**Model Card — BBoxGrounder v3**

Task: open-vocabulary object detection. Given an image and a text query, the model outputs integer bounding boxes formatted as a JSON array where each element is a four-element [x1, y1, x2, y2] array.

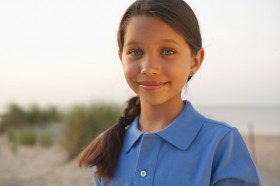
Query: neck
[[139, 98, 184, 133]]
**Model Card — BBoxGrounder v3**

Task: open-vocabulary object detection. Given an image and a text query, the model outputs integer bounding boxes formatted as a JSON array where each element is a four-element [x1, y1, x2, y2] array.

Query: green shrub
[[25, 105, 62, 125], [6, 126, 55, 152], [7, 127, 17, 142], [11, 139, 19, 153], [18, 127, 37, 146], [40, 133, 53, 147], [7, 128, 20, 153], [62, 103, 121, 158], [0, 103, 62, 131], [7, 127, 37, 152], [0, 104, 26, 129]]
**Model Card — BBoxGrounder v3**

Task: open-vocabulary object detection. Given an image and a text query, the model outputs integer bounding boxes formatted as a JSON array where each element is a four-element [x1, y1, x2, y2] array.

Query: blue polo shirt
[[94, 101, 261, 186]]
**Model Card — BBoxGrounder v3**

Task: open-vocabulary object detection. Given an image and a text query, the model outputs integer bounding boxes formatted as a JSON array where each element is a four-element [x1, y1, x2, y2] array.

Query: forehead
[[124, 15, 187, 46]]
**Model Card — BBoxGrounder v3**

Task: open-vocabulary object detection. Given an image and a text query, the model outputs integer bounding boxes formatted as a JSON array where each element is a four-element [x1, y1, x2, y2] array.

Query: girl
[[80, 0, 261, 185]]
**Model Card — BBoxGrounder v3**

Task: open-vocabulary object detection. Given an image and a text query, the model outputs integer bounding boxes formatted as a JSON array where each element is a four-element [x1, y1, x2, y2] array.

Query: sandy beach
[[0, 135, 92, 186], [243, 135, 280, 186], [0, 134, 279, 186]]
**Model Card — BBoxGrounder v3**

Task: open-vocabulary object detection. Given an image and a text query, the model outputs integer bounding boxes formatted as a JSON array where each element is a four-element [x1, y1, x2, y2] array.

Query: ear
[[190, 48, 204, 75], [118, 51, 122, 62]]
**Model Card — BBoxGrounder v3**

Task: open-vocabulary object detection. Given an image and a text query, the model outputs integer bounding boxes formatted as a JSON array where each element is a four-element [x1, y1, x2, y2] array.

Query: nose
[[141, 54, 160, 76]]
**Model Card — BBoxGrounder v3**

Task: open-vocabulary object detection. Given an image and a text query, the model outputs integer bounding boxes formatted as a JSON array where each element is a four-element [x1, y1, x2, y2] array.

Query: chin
[[139, 96, 171, 107]]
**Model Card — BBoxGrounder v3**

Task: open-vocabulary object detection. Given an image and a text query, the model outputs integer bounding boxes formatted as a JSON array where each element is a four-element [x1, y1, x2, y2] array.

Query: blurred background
[[0, 0, 279, 185]]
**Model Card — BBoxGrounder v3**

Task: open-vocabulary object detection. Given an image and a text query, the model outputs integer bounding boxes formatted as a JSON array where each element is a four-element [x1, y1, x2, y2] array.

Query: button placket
[[134, 134, 161, 186]]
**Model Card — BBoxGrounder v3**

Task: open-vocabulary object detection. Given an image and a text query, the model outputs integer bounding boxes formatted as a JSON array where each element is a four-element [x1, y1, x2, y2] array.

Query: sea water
[[197, 106, 280, 135]]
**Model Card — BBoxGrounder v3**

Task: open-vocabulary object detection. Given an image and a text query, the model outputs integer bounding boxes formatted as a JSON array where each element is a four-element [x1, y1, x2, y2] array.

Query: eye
[[129, 49, 144, 57], [161, 48, 175, 56]]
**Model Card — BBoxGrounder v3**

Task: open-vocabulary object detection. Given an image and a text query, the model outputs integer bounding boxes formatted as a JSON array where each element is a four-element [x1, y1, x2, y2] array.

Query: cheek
[[122, 63, 138, 85], [165, 62, 190, 80]]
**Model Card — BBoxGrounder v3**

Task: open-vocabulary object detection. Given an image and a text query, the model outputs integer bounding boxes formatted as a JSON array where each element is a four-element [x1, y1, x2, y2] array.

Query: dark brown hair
[[79, 0, 202, 181]]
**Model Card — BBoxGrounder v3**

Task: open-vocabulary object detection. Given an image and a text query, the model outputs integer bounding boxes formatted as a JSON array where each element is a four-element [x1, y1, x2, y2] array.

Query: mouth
[[138, 81, 168, 90]]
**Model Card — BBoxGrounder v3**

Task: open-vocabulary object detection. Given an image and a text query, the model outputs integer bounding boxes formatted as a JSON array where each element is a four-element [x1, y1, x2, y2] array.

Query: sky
[[0, 0, 280, 110]]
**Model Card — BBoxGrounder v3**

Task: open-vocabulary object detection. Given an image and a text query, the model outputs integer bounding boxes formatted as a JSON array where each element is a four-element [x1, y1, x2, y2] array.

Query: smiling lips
[[138, 81, 168, 90]]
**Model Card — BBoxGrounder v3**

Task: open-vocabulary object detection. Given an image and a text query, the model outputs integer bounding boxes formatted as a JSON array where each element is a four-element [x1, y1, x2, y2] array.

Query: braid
[[79, 96, 140, 182], [122, 96, 140, 122], [118, 96, 140, 127]]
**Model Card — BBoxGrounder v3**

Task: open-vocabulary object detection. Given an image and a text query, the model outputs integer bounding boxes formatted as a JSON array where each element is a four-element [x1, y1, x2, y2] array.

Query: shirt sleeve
[[211, 128, 262, 186]]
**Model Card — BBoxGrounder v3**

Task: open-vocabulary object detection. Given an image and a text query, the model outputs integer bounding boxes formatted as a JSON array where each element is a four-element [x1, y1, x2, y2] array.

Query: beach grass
[[62, 103, 121, 159]]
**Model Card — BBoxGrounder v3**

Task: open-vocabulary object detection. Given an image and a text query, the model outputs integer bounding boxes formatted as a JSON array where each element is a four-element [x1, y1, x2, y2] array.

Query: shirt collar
[[123, 100, 205, 153], [156, 101, 205, 151], [123, 115, 143, 153]]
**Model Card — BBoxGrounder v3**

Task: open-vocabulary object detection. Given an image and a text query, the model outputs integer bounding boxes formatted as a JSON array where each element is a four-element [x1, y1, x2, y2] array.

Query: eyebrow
[[162, 39, 182, 46], [125, 41, 140, 47], [125, 39, 182, 47]]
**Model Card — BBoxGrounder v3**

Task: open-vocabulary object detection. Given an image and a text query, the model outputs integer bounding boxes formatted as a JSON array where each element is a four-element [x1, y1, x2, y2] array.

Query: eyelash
[[161, 48, 175, 56], [128, 49, 143, 57], [128, 48, 176, 57]]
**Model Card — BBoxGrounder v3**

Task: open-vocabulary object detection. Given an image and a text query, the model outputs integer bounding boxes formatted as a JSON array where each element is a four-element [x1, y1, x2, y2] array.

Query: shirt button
[[140, 170, 147, 177]]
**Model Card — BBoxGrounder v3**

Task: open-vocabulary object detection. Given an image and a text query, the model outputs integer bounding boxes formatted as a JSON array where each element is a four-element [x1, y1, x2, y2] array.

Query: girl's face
[[119, 16, 203, 106]]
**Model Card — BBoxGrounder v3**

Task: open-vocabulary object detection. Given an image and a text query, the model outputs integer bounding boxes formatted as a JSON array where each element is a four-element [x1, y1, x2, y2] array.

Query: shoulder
[[183, 102, 261, 184], [182, 101, 242, 148], [184, 100, 236, 139], [195, 114, 250, 155], [199, 116, 239, 141], [204, 117, 233, 130], [197, 118, 261, 185], [203, 119, 262, 185]]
